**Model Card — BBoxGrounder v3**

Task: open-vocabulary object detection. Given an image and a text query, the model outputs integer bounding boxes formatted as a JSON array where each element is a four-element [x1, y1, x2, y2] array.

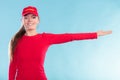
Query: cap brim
[[23, 12, 38, 16]]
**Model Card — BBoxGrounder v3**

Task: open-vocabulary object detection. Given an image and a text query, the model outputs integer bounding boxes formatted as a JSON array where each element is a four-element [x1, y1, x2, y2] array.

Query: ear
[[37, 17, 40, 24], [38, 20, 40, 24]]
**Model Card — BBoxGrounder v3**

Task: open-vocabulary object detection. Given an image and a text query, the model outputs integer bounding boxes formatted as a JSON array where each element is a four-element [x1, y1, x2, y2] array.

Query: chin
[[26, 28, 36, 31]]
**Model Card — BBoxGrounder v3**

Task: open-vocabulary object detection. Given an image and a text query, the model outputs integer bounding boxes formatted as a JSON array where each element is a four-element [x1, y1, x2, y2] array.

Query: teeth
[[28, 24, 32, 26]]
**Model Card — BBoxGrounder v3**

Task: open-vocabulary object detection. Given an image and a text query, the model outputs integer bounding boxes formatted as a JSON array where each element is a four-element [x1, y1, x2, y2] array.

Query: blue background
[[0, 0, 119, 80]]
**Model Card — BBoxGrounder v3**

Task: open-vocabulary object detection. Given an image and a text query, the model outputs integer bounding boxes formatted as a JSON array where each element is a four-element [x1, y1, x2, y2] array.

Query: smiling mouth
[[27, 23, 33, 26]]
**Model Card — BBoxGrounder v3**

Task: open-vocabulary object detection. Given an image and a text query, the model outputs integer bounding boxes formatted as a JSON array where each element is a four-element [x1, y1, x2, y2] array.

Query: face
[[22, 14, 39, 31]]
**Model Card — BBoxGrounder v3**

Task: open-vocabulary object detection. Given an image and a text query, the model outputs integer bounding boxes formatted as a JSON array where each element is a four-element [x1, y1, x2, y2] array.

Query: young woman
[[8, 6, 112, 80]]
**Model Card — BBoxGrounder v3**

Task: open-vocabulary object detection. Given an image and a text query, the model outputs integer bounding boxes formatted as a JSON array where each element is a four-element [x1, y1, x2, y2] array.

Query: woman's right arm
[[8, 41, 17, 80], [9, 58, 17, 80]]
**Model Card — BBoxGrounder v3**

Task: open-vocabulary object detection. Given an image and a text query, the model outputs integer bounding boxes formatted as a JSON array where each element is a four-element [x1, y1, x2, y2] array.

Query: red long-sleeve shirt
[[9, 32, 97, 80]]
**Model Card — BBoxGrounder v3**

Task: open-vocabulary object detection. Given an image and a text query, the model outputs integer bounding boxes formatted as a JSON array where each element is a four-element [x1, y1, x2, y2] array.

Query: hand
[[97, 30, 112, 36]]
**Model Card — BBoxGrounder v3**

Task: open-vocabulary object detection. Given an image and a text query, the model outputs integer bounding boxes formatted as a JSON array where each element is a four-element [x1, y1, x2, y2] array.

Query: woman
[[8, 6, 112, 80]]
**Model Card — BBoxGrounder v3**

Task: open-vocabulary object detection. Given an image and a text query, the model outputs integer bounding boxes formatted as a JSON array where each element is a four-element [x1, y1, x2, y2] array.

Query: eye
[[24, 16, 28, 19], [32, 16, 36, 19]]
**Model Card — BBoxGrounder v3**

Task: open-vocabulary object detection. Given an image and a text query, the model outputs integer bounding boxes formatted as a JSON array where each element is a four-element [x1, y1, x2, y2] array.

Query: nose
[[28, 17, 32, 22]]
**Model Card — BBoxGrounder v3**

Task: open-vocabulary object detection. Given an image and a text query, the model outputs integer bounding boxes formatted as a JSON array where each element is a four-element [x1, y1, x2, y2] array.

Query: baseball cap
[[22, 6, 38, 16]]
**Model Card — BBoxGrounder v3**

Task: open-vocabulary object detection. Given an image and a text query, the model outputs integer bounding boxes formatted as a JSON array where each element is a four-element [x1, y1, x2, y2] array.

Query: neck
[[25, 30, 38, 36]]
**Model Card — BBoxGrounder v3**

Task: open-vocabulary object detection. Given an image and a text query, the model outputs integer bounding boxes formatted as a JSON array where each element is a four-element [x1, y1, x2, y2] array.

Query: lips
[[27, 23, 33, 26]]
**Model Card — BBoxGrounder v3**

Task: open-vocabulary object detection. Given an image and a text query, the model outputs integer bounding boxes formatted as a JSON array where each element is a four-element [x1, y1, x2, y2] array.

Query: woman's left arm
[[44, 30, 112, 45]]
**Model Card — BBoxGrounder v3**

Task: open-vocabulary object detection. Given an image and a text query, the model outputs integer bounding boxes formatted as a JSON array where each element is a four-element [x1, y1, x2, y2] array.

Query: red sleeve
[[9, 54, 17, 80], [43, 32, 97, 45]]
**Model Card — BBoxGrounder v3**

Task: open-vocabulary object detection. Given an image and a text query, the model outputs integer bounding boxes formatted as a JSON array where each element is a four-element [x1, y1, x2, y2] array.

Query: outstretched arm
[[43, 32, 98, 45], [43, 30, 112, 45]]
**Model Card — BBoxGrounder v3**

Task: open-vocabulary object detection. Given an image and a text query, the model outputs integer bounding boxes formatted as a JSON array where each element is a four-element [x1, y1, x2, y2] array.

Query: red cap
[[22, 6, 38, 16]]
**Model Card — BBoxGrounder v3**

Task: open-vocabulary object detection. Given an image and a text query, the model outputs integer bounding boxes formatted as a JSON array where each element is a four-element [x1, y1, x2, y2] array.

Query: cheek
[[35, 20, 39, 24], [22, 20, 27, 25], [35, 18, 39, 24]]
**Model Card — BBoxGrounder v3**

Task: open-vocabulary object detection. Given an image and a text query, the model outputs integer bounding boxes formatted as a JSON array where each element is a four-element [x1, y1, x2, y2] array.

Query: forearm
[[9, 60, 17, 80], [68, 32, 97, 40]]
